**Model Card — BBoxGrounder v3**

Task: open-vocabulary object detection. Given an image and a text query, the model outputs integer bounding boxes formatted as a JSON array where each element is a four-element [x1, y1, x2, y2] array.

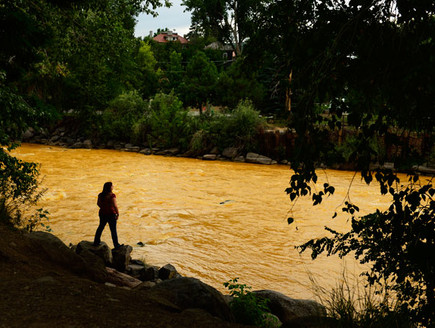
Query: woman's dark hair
[[102, 182, 113, 195]]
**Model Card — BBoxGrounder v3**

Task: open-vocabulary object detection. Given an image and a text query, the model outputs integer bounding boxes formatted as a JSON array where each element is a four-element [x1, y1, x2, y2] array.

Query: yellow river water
[[12, 143, 395, 298]]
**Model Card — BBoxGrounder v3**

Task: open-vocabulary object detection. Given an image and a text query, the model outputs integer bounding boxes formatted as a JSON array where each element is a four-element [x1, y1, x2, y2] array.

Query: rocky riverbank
[[22, 126, 435, 174], [22, 126, 284, 166], [0, 223, 331, 327]]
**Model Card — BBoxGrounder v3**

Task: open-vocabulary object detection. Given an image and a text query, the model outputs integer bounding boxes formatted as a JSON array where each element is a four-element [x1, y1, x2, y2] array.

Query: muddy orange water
[[13, 143, 395, 298]]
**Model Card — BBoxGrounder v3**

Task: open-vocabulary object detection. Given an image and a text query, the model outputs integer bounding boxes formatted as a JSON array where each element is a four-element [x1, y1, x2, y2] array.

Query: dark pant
[[94, 213, 119, 248]]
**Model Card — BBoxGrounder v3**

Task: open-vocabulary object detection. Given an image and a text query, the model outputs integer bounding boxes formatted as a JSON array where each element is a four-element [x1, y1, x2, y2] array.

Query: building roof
[[153, 31, 189, 44], [205, 41, 233, 51]]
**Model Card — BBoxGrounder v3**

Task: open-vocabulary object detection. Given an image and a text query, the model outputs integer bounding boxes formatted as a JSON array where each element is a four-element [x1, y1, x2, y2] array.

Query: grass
[[308, 270, 414, 328]]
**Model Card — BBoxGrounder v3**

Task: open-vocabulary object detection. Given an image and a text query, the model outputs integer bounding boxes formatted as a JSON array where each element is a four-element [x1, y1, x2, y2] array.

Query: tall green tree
[[181, 51, 218, 113], [182, 0, 267, 55], [136, 40, 160, 99]]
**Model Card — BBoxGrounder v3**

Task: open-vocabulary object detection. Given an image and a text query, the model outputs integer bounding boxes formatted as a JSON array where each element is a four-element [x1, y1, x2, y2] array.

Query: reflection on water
[[13, 143, 394, 298]]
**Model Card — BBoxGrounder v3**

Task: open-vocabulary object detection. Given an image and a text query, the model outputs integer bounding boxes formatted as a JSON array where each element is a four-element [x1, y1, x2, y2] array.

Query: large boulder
[[26, 232, 108, 282], [158, 263, 179, 280], [126, 263, 146, 279], [22, 128, 34, 141], [76, 241, 112, 265], [148, 277, 234, 322], [222, 147, 239, 159], [83, 139, 92, 149], [202, 154, 217, 160], [245, 152, 276, 165], [253, 290, 326, 325], [142, 265, 159, 281], [111, 245, 133, 272]]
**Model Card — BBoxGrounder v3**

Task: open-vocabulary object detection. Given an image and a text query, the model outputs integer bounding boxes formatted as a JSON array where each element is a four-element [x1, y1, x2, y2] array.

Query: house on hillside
[[205, 41, 236, 61], [153, 31, 189, 45]]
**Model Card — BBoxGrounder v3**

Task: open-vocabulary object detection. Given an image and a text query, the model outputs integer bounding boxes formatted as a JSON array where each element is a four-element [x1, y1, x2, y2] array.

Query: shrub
[[224, 278, 275, 327], [102, 90, 147, 142], [144, 92, 192, 149], [212, 100, 265, 151]]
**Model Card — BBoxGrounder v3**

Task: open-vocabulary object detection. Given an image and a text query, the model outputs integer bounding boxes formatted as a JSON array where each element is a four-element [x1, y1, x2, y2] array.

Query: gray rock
[[202, 154, 217, 160], [222, 147, 239, 159], [83, 139, 92, 149], [111, 245, 133, 272], [26, 232, 108, 283], [234, 155, 245, 162], [166, 148, 180, 155], [142, 265, 159, 281], [135, 281, 157, 290], [76, 241, 112, 265], [124, 146, 140, 152], [50, 135, 60, 142], [246, 152, 274, 165], [71, 142, 83, 149], [149, 277, 234, 322], [22, 128, 34, 140], [75, 246, 106, 269], [253, 290, 326, 324], [139, 148, 152, 155], [158, 263, 178, 280], [130, 259, 145, 266], [126, 264, 145, 279], [154, 150, 168, 155]]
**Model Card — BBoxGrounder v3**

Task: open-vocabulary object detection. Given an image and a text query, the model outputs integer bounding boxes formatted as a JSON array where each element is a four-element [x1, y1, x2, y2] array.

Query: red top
[[97, 193, 117, 215]]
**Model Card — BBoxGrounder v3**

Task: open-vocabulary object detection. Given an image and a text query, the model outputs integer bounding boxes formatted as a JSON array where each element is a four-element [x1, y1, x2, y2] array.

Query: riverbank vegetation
[[1, 0, 434, 326]]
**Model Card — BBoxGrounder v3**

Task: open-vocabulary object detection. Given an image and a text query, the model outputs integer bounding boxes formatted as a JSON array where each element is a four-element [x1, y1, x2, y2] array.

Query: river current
[[13, 143, 393, 298]]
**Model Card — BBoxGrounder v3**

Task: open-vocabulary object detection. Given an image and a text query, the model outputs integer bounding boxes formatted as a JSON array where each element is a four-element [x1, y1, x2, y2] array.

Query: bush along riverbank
[[0, 224, 330, 328], [20, 92, 434, 173]]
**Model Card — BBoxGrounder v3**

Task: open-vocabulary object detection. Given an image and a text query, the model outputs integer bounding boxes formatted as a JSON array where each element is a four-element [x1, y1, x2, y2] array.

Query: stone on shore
[[76, 241, 112, 265], [202, 154, 217, 160], [149, 277, 234, 322], [253, 290, 326, 325], [83, 139, 92, 149], [222, 147, 239, 159], [22, 128, 34, 140], [112, 245, 133, 272], [142, 265, 159, 281], [245, 152, 276, 165], [26, 232, 108, 283], [126, 264, 146, 279], [158, 263, 179, 280]]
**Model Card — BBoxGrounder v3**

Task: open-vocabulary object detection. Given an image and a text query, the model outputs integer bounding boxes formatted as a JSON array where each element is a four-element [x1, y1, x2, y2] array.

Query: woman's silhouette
[[93, 182, 121, 248]]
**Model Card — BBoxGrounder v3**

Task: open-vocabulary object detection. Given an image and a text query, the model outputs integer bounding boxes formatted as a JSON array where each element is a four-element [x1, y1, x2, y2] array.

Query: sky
[[134, 0, 192, 38]]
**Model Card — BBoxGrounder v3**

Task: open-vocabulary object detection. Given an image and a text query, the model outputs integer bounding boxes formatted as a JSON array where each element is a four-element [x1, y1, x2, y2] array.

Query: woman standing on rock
[[93, 182, 122, 249]]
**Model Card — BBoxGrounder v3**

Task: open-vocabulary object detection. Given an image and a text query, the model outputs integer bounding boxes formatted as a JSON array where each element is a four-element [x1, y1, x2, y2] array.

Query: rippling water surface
[[13, 143, 394, 297]]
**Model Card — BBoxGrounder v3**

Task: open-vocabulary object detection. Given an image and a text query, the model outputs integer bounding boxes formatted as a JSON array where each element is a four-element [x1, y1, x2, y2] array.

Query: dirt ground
[[0, 224, 248, 328]]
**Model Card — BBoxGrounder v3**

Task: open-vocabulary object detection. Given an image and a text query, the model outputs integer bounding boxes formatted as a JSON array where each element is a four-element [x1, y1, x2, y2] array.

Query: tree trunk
[[285, 70, 292, 112]]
